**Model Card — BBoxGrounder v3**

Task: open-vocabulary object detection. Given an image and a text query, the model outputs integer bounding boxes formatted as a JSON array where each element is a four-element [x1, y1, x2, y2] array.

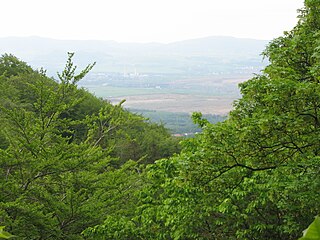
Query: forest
[[1, 0, 320, 239]]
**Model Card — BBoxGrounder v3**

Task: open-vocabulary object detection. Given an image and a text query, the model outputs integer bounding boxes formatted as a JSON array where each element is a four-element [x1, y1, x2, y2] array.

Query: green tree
[[0, 54, 32, 78], [86, 1, 320, 239], [0, 53, 106, 238], [0, 52, 180, 239]]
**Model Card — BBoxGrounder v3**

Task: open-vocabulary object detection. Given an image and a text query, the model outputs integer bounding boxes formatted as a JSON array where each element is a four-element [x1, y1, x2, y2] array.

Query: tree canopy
[[0, 53, 180, 239]]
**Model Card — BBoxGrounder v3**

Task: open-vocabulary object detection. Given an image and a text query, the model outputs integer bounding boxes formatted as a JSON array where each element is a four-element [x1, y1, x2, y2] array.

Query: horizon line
[[0, 35, 271, 44]]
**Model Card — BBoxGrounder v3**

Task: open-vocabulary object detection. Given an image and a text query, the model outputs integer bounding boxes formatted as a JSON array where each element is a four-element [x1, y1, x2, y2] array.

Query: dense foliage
[[85, 0, 320, 239], [0, 53, 180, 239], [1, 0, 320, 239]]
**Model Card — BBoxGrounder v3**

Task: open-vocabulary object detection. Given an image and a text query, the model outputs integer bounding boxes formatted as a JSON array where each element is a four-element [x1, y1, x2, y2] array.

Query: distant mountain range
[[0, 36, 269, 76]]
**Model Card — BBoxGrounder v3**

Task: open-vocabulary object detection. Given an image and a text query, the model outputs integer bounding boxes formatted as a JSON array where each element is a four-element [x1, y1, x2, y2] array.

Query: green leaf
[[0, 226, 14, 239], [299, 216, 320, 240]]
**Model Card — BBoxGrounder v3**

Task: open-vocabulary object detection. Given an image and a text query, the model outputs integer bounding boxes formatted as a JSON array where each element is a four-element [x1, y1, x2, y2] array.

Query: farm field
[[84, 75, 249, 114], [109, 93, 235, 114]]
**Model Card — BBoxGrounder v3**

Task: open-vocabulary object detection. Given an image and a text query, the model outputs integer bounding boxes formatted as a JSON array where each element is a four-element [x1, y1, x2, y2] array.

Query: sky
[[1, 0, 304, 43]]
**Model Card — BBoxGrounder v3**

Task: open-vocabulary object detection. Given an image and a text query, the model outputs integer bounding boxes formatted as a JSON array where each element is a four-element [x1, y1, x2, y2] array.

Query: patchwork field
[[83, 75, 249, 114]]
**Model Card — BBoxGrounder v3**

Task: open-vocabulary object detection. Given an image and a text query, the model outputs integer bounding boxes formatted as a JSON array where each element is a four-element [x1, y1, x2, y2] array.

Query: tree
[[0, 53, 108, 238], [0, 52, 180, 239], [85, 1, 320, 239]]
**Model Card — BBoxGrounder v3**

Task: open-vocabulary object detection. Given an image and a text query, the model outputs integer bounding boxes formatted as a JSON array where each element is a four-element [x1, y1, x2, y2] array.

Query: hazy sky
[[2, 0, 304, 43]]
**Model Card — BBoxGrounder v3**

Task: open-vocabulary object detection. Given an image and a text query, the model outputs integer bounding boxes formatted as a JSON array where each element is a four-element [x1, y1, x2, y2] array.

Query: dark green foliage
[[131, 109, 226, 134], [0, 54, 33, 78]]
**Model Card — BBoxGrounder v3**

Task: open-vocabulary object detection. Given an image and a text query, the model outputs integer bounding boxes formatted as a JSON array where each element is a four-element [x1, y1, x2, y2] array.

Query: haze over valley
[[0, 36, 268, 116]]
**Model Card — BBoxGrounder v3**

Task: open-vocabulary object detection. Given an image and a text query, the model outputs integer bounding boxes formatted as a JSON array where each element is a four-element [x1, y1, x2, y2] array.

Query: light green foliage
[[86, 1, 320, 239], [0, 53, 109, 238], [82, 160, 145, 240], [0, 53, 179, 239], [0, 226, 14, 239]]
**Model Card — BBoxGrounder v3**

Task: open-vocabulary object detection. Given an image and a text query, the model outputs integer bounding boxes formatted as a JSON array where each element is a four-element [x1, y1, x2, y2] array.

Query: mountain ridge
[[0, 35, 269, 75]]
